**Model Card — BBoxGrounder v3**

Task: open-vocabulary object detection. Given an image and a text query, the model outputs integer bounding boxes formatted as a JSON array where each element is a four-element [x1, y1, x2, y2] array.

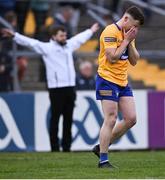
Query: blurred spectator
[[0, 11, 15, 92], [15, 0, 50, 38], [16, 56, 28, 82], [15, 0, 30, 34], [69, 3, 81, 35], [58, 2, 82, 35], [54, 5, 74, 38], [31, 0, 50, 40], [76, 61, 96, 90], [0, 52, 13, 92], [2, 11, 28, 83], [0, 0, 15, 17], [1, 11, 18, 52], [5, 11, 17, 29]]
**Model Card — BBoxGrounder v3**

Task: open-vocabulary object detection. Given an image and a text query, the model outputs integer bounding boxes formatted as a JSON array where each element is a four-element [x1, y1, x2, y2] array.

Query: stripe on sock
[[99, 160, 109, 164]]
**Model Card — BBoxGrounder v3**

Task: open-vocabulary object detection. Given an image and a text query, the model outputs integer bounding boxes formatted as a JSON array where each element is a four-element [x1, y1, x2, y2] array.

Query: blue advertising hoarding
[[0, 93, 34, 151], [0, 91, 148, 151]]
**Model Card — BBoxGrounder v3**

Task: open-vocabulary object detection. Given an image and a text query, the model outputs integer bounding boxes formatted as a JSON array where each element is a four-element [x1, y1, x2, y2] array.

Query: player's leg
[[93, 83, 135, 159], [93, 75, 119, 166], [110, 96, 136, 143], [99, 99, 118, 168], [93, 96, 136, 159]]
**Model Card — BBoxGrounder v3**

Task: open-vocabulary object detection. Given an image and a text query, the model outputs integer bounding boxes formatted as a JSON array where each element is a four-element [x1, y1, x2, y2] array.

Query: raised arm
[[67, 23, 99, 51], [1, 29, 47, 55]]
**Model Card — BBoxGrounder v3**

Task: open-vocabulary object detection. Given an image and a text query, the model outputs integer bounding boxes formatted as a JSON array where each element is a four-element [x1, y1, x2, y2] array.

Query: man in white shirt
[[2, 23, 99, 152]]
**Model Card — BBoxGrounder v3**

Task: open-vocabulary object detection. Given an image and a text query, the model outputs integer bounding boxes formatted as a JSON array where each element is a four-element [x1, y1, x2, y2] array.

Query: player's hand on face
[[1, 28, 15, 38], [124, 27, 138, 42]]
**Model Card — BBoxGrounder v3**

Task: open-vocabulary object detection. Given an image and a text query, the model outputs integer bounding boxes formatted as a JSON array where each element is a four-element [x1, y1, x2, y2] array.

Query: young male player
[[93, 6, 145, 168]]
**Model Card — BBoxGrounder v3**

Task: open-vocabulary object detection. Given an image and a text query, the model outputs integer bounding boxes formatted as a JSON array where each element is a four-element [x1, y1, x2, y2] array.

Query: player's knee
[[104, 119, 116, 128], [126, 115, 137, 128], [131, 117, 137, 127], [110, 118, 116, 127]]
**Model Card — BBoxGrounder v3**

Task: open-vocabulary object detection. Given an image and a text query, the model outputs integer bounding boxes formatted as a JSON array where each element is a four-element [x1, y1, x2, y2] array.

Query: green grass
[[0, 151, 165, 179]]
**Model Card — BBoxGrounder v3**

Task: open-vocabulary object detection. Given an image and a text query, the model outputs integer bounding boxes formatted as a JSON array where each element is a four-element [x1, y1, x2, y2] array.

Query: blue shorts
[[96, 75, 133, 102]]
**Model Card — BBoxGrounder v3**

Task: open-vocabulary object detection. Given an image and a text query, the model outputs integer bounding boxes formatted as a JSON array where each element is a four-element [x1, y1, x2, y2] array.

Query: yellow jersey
[[98, 23, 131, 87]]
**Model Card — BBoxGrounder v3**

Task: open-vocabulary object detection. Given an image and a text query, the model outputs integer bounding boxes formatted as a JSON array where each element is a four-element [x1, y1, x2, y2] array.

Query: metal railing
[[87, 2, 110, 16], [118, 0, 165, 16], [87, 10, 107, 27]]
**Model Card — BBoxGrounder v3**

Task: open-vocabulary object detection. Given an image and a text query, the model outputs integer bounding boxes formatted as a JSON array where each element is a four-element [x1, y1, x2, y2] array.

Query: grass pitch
[[0, 151, 165, 179]]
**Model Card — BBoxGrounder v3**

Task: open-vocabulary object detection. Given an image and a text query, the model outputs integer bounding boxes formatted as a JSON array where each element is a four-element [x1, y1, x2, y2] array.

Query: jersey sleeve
[[102, 26, 118, 49]]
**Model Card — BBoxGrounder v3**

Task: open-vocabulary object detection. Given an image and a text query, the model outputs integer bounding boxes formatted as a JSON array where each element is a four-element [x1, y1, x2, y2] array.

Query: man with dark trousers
[[2, 23, 99, 152]]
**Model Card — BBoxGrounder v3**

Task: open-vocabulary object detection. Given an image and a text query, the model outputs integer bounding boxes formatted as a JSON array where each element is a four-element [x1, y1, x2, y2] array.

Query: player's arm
[[105, 27, 138, 63], [1, 28, 46, 55], [128, 40, 140, 66], [105, 40, 129, 63]]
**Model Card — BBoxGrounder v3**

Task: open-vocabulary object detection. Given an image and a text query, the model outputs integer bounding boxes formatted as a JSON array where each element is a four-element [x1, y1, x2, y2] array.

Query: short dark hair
[[126, 6, 145, 25], [49, 26, 66, 36]]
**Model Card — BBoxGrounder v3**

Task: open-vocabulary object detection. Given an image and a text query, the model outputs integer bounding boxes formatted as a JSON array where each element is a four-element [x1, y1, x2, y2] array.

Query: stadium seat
[[77, 40, 98, 52], [24, 10, 36, 35], [128, 59, 165, 90]]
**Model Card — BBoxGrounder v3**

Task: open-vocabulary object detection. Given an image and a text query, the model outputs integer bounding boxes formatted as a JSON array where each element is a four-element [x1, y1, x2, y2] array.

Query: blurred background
[[0, 0, 165, 152], [1, 0, 165, 92]]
